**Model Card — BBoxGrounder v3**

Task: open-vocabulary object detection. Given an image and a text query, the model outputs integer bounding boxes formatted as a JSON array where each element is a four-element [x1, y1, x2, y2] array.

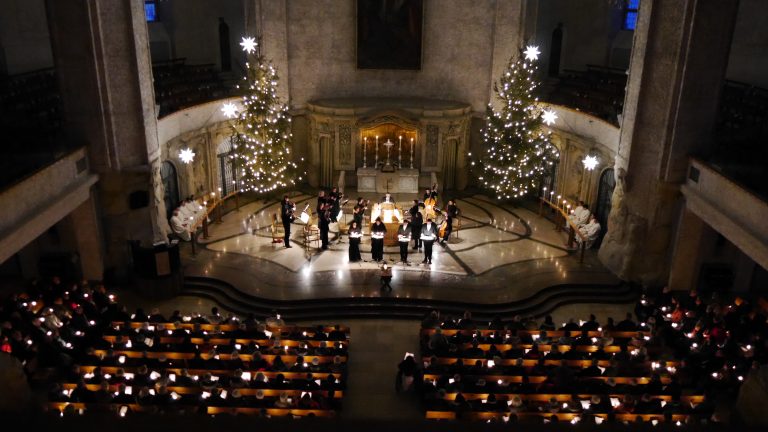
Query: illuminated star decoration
[[221, 102, 238, 119], [582, 155, 599, 171], [523, 45, 541, 61], [240, 36, 257, 54], [179, 148, 196, 164], [541, 109, 558, 126]]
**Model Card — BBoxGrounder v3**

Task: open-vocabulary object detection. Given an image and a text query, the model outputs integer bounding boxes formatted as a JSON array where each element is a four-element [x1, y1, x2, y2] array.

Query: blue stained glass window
[[623, 0, 639, 30], [145, 2, 156, 22], [624, 11, 638, 30]]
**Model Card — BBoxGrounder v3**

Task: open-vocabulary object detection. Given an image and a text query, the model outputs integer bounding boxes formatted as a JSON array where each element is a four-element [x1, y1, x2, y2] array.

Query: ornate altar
[[306, 98, 472, 191]]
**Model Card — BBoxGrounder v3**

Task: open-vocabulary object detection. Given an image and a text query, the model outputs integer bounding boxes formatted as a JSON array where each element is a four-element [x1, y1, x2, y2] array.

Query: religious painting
[[356, 0, 423, 70]]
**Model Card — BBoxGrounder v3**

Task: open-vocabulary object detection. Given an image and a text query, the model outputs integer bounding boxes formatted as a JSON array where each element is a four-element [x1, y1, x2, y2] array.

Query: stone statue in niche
[[425, 124, 439, 167], [338, 123, 352, 166]]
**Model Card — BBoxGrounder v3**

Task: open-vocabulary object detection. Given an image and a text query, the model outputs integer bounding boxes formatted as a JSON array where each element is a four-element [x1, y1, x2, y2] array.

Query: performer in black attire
[[370, 217, 386, 262], [317, 191, 330, 250], [280, 195, 294, 248], [381, 192, 394, 203], [353, 197, 367, 228], [409, 199, 423, 250], [424, 186, 438, 201], [329, 187, 342, 222], [439, 200, 459, 245], [348, 221, 362, 262], [421, 218, 438, 265], [397, 220, 412, 263]]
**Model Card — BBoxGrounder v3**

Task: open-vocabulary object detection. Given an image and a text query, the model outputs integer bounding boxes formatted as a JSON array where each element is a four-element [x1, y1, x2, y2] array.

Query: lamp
[[582, 154, 599, 171]]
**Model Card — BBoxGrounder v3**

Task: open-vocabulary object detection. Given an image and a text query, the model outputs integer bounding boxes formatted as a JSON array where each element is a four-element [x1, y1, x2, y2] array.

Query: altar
[[305, 97, 472, 192], [357, 167, 419, 193]]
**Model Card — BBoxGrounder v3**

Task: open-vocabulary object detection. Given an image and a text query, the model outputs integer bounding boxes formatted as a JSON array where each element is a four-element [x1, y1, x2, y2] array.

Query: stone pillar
[[598, 0, 740, 286], [668, 209, 710, 291], [69, 193, 105, 281], [46, 0, 170, 278], [257, 0, 290, 104]]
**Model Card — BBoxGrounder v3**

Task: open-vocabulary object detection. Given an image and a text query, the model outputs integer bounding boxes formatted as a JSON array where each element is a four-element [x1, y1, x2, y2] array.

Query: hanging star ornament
[[240, 36, 257, 54], [542, 109, 558, 125], [221, 102, 238, 119], [179, 148, 196, 164], [523, 45, 541, 61], [582, 155, 599, 171]]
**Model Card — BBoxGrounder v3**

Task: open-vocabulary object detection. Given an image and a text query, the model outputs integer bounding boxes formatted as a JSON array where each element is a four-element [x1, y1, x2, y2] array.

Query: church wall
[[277, 0, 515, 113], [726, 0, 768, 88], [531, 0, 627, 74], [149, 0, 246, 69], [0, 0, 53, 74]]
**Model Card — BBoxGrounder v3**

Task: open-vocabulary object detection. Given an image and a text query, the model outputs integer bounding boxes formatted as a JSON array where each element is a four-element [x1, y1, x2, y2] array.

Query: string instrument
[[438, 214, 449, 239], [284, 199, 297, 221]]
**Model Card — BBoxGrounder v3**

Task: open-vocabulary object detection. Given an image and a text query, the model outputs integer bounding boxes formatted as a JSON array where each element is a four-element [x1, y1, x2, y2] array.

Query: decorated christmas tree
[[470, 46, 560, 200], [221, 37, 302, 194]]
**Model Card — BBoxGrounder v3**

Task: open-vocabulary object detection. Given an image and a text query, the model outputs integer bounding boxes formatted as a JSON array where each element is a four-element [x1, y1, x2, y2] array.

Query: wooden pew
[[431, 358, 680, 368], [436, 392, 703, 403], [423, 375, 672, 385], [112, 321, 350, 334], [91, 350, 347, 363], [59, 383, 343, 398], [426, 410, 691, 423], [420, 328, 650, 339], [102, 335, 349, 348], [77, 366, 342, 380]]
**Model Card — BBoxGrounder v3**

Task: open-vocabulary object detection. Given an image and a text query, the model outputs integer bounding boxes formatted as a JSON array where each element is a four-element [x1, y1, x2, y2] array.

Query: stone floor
[[181, 191, 618, 303]]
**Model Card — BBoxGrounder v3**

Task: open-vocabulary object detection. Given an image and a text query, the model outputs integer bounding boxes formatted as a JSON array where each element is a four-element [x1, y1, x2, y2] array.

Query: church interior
[[1, 0, 767, 430]]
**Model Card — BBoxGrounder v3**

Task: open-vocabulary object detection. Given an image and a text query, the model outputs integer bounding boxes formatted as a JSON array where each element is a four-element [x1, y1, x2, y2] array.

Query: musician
[[439, 199, 459, 245], [280, 195, 294, 248], [424, 193, 437, 221], [423, 187, 437, 202], [370, 217, 386, 262], [397, 220, 412, 264], [329, 187, 342, 222], [317, 191, 330, 250], [348, 221, 362, 262], [381, 193, 394, 204], [410, 200, 424, 250], [421, 218, 438, 265], [353, 197, 367, 227]]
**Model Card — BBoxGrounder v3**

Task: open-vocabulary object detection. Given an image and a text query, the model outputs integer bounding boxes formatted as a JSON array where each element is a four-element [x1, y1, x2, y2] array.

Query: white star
[[541, 109, 558, 125], [582, 155, 599, 171], [221, 102, 238, 118], [179, 148, 196, 164], [523, 45, 541, 61], [240, 36, 257, 54]]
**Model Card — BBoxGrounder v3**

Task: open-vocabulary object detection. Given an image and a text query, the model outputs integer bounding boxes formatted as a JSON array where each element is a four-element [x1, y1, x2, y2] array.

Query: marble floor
[[181, 191, 619, 303]]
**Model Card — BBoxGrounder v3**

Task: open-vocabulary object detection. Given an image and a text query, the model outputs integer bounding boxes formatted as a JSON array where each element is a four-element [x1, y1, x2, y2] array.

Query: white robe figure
[[576, 218, 601, 248], [568, 205, 591, 227], [170, 214, 192, 241], [185, 200, 204, 224]]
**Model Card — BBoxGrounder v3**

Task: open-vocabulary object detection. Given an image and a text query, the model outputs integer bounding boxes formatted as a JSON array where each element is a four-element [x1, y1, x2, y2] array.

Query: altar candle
[[398, 136, 402, 167], [375, 136, 379, 167], [363, 136, 367, 168], [410, 137, 414, 169], [542, 186, 547, 200]]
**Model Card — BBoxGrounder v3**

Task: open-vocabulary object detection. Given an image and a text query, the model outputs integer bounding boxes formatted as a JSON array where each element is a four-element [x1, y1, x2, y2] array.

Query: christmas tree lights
[[470, 46, 559, 200], [223, 37, 303, 194]]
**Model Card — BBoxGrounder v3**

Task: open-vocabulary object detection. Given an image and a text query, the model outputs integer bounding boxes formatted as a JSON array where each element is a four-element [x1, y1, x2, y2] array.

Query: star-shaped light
[[523, 45, 541, 61], [179, 148, 196, 164], [221, 102, 238, 118], [240, 37, 257, 54], [582, 155, 599, 171], [541, 109, 558, 125]]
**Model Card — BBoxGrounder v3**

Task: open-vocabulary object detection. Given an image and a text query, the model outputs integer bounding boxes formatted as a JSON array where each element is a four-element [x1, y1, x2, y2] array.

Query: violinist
[[317, 190, 330, 250], [353, 197, 368, 227], [280, 195, 294, 248]]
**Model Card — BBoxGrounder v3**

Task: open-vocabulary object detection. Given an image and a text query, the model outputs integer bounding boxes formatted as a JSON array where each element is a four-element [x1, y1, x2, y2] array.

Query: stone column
[[598, 0, 740, 286], [668, 209, 711, 291], [68, 193, 105, 281], [46, 0, 170, 278]]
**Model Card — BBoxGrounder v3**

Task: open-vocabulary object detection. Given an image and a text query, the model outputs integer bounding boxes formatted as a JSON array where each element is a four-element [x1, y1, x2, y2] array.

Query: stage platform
[[178, 191, 630, 319]]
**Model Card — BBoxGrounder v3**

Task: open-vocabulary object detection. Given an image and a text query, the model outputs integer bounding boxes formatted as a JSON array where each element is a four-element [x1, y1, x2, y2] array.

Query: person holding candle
[[348, 221, 362, 262], [397, 219, 412, 264], [370, 217, 386, 262]]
